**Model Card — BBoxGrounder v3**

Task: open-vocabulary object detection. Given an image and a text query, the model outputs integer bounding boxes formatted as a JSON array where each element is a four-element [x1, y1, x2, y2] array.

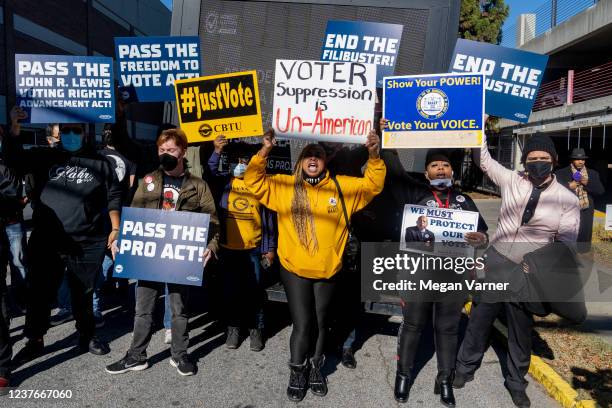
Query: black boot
[[394, 372, 411, 403], [434, 376, 456, 407], [287, 362, 309, 402], [507, 388, 531, 408], [309, 356, 328, 396]]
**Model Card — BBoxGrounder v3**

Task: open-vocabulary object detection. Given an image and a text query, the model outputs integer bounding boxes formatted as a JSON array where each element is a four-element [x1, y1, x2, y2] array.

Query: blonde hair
[[290, 144, 326, 254]]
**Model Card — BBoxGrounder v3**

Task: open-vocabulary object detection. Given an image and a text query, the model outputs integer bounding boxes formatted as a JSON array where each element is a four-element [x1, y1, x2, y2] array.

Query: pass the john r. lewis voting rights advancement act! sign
[[174, 71, 264, 143], [382, 72, 484, 149], [113, 208, 210, 286], [272, 60, 376, 143], [114, 36, 201, 102], [450, 39, 549, 123], [15, 54, 115, 124]]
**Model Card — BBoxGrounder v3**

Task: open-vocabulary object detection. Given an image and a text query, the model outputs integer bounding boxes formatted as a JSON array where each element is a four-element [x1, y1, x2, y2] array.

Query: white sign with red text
[[272, 59, 376, 143]]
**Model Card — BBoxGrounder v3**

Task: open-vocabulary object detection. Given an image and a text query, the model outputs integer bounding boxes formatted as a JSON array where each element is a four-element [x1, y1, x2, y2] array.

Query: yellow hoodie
[[244, 153, 386, 279]]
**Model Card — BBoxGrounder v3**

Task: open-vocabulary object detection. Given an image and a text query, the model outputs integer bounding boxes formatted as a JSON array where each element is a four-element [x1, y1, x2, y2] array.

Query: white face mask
[[429, 178, 453, 188], [232, 162, 247, 178]]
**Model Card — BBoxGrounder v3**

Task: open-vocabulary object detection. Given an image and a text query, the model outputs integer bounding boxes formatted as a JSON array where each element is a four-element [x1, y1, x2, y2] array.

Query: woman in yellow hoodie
[[244, 129, 386, 402]]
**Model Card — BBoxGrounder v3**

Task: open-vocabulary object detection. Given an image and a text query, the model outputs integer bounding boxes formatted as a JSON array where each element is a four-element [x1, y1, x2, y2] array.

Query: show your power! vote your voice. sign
[[113, 208, 210, 286], [115, 36, 201, 102], [450, 39, 549, 123], [273, 60, 376, 143], [321, 20, 403, 87], [175, 71, 264, 143], [15, 54, 114, 123], [383, 73, 485, 149]]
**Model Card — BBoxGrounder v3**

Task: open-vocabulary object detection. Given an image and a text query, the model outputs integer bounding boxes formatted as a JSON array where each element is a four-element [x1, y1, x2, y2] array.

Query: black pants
[[280, 266, 337, 364], [456, 301, 533, 391], [25, 232, 105, 341], [221, 247, 265, 329], [128, 280, 190, 361], [333, 266, 363, 351], [397, 300, 464, 381], [0, 265, 11, 378]]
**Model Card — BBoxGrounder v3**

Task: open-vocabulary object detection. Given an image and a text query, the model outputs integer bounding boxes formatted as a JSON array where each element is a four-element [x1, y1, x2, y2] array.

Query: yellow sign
[[174, 71, 263, 142]]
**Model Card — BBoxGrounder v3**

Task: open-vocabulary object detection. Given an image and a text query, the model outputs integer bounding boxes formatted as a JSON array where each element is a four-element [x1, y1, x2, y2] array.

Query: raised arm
[[243, 130, 282, 212], [473, 133, 514, 188], [208, 135, 229, 177]]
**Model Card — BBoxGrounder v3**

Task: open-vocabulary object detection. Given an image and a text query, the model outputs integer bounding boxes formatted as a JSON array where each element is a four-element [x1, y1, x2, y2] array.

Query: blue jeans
[[57, 271, 71, 313], [163, 285, 171, 329], [222, 247, 264, 329], [93, 254, 114, 317], [5, 222, 28, 290]]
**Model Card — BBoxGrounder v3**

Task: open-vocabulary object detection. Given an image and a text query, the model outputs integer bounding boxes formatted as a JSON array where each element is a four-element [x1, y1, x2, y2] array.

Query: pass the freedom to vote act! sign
[[113, 208, 210, 286], [115, 36, 201, 102], [15, 54, 115, 124], [382, 72, 485, 149], [272, 60, 376, 143]]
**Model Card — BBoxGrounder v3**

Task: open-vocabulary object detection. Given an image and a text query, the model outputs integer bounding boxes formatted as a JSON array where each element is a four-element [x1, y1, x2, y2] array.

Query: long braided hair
[[290, 144, 326, 254]]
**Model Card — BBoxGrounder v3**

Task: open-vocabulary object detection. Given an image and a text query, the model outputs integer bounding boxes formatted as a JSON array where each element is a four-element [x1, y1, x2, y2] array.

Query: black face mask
[[525, 161, 552, 183], [159, 153, 179, 171]]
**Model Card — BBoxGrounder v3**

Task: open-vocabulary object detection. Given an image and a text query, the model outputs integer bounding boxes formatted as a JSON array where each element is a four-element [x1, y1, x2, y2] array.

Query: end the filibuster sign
[[113, 208, 210, 286], [382, 73, 484, 149]]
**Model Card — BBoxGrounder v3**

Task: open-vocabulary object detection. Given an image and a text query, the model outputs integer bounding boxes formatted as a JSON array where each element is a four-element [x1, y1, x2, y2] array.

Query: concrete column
[[516, 14, 536, 47]]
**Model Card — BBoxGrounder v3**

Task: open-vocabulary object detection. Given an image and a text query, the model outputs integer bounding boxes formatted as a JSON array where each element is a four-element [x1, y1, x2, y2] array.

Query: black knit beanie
[[425, 149, 451, 167], [521, 134, 557, 163]]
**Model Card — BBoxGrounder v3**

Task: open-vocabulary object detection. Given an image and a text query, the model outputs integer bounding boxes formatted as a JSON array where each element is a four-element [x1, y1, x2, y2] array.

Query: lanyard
[[431, 190, 450, 208]]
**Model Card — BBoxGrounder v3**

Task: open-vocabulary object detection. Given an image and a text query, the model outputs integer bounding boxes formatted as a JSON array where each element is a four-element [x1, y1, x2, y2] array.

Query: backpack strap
[[331, 174, 350, 229]]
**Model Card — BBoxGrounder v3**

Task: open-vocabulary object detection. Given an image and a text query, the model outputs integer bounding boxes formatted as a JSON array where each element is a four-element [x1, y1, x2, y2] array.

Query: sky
[[161, 0, 172, 11], [502, 0, 548, 33]]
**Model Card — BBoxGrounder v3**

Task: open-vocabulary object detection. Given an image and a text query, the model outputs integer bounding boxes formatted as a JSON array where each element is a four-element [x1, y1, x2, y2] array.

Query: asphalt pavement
[[3, 295, 560, 408]]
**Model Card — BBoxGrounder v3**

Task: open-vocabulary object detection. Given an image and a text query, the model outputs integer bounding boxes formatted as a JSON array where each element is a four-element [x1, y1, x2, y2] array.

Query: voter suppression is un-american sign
[[113, 208, 210, 286]]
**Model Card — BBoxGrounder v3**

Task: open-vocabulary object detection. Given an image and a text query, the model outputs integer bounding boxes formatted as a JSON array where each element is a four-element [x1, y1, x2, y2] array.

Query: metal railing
[[532, 61, 612, 112], [500, 0, 597, 48]]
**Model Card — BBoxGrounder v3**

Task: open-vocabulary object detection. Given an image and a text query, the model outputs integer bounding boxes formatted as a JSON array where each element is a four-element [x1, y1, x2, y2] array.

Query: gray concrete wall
[[519, 0, 612, 55]]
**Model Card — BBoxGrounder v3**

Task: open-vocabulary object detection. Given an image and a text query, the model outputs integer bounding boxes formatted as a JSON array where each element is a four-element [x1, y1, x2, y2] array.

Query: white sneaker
[[164, 329, 172, 344]]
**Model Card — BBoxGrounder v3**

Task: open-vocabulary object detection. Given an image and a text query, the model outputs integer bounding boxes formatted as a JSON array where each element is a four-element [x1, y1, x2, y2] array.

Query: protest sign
[[606, 205, 612, 231], [272, 60, 376, 143], [450, 39, 549, 122], [15, 54, 114, 123], [400, 204, 479, 257], [115, 36, 201, 102], [113, 208, 210, 286], [175, 71, 263, 143], [321, 20, 403, 87], [382, 73, 484, 148]]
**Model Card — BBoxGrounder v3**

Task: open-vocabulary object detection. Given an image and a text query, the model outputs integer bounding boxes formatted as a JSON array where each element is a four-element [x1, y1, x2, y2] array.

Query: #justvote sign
[[15, 54, 114, 123], [382, 73, 484, 149], [321, 20, 403, 87], [272, 59, 376, 143], [115, 36, 201, 102], [175, 71, 263, 143], [450, 39, 549, 122], [113, 208, 210, 286]]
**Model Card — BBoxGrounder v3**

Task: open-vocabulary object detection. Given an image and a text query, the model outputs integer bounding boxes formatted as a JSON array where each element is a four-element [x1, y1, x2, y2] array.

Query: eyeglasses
[[303, 151, 325, 159]]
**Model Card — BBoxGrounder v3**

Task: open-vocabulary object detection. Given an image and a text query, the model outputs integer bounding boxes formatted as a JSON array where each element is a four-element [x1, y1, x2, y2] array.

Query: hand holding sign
[[365, 130, 380, 158], [259, 129, 277, 158]]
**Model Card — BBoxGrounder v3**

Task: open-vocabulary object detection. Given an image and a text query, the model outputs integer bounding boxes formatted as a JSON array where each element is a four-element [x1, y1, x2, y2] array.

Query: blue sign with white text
[[15, 54, 115, 124], [113, 207, 210, 286], [382, 73, 484, 149], [321, 20, 403, 87], [115, 36, 201, 102], [450, 39, 549, 122]]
